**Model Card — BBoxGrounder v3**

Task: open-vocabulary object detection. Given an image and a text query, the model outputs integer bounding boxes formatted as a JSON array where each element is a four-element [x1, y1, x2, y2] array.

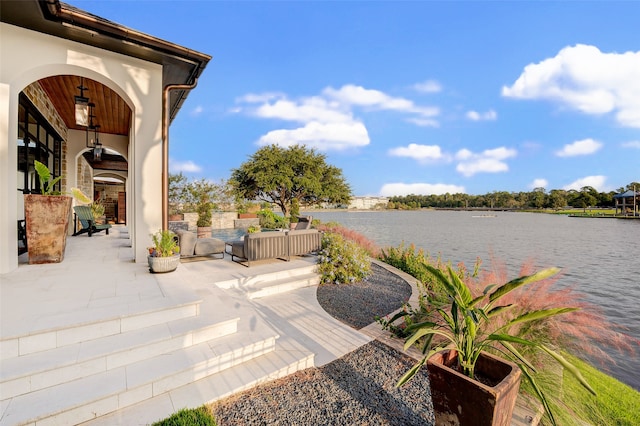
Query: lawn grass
[[536, 353, 640, 426]]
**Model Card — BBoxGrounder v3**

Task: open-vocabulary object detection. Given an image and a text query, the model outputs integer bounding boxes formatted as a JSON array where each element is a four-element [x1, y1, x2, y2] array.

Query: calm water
[[311, 210, 640, 391]]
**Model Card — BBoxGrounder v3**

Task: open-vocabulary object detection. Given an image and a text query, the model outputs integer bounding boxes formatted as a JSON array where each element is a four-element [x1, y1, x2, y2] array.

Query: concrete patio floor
[[0, 226, 372, 425], [1, 225, 539, 425]]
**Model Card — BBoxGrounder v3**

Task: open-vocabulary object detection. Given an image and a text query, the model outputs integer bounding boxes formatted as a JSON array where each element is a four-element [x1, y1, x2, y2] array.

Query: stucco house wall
[[0, 22, 163, 272]]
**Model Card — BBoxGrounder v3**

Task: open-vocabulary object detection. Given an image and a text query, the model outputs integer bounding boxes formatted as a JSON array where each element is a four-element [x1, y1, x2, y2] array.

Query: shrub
[[316, 221, 380, 257], [257, 208, 287, 229], [152, 406, 216, 426], [317, 232, 371, 285]]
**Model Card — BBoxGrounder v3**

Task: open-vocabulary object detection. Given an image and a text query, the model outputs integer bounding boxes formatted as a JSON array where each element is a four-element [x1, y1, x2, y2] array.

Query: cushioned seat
[[176, 230, 224, 260], [229, 231, 288, 267]]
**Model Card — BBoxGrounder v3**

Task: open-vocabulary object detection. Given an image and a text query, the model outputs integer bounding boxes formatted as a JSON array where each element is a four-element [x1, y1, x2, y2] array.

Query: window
[[17, 93, 63, 194]]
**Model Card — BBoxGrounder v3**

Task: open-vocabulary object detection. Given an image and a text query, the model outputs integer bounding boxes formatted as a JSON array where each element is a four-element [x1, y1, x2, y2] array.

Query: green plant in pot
[[396, 265, 595, 426], [91, 199, 106, 223], [23, 161, 90, 264], [147, 229, 181, 273]]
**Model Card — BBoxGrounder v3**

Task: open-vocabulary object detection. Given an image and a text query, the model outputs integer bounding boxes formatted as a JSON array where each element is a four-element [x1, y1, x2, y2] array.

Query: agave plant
[[397, 265, 596, 425]]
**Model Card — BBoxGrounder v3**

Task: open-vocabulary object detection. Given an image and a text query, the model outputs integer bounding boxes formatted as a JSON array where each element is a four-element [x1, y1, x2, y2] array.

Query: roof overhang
[[1, 0, 212, 122]]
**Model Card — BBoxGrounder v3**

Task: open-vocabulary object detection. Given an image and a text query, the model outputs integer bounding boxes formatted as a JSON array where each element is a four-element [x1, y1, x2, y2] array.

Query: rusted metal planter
[[24, 194, 72, 264], [427, 350, 522, 426]]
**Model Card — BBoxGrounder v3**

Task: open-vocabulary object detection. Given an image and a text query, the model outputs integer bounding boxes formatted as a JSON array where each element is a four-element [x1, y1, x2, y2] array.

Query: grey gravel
[[212, 341, 434, 426], [211, 262, 434, 426], [316, 263, 412, 329]]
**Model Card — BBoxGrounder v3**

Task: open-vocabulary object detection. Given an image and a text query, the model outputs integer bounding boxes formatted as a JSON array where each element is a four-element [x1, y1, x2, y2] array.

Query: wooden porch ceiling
[[39, 75, 131, 136]]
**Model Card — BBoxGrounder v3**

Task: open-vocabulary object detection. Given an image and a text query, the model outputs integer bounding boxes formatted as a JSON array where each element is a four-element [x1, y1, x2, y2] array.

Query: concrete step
[[80, 338, 316, 426], [0, 296, 202, 359], [247, 273, 320, 299], [0, 316, 239, 400], [0, 331, 278, 426], [215, 263, 317, 290]]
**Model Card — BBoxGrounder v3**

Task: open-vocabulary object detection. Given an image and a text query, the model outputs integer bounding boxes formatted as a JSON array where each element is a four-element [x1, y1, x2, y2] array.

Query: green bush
[[152, 406, 216, 426], [317, 232, 371, 285], [257, 208, 287, 229]]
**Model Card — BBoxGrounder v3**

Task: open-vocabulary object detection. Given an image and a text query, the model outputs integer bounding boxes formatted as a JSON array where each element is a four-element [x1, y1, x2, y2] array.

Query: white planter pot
[[148, 254, 180, 273]]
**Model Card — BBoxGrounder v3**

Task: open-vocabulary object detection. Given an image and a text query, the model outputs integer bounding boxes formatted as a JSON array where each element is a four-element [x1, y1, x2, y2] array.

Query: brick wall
[[94, 181, 125, 221]]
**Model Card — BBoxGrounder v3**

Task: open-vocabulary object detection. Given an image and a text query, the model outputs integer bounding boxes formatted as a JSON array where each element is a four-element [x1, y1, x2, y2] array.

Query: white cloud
[[622, 140, 640, 149], [388, 143, 449, 163], [530, 178, 549, 189], [502, 44, 640, 127], [237, 84, 440, 151], [169, 159, 202, 173], [555, 138, 603, 157], [406, 117, 440, 127], [380, 182, 465, 197], [562, 175, 608, 191], [255, 98, 352, 124], [466, 109, 497, 121], [454, 147, 517, 177], [413, 80, 442, 93], [257, 121, 369, 151], [190, 105, 204, 116]]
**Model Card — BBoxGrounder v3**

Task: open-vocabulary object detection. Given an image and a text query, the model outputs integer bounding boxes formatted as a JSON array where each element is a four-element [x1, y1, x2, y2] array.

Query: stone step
[[247, 273, 320, 299], [80, 338, 316, 426], [0, 331, 278, 426], [215, 263, 316, 290], [0, 296, 202, 359], [0, 316, 239, 400]]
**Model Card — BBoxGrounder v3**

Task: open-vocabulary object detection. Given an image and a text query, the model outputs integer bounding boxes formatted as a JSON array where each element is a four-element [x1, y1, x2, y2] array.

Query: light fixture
[[74, 78, 89, 126], [85, 103, 103, 161], [93, 125, 103, 161]]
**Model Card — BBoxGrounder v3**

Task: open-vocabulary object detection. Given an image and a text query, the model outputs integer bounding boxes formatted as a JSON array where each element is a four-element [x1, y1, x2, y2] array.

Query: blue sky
[[72, 1, 639, 196]]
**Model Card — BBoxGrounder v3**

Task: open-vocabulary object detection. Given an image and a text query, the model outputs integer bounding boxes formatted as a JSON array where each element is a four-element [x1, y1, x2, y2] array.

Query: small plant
[[396, 265, 596, 425], [317, 232, 371, 285], [91, 199, 105, 220], [34, 160, 92, 204], [149, 229, 180, 257], [34, 160, 63, 195], [247, 225, 261, 233], [152, 406, 216, 426]]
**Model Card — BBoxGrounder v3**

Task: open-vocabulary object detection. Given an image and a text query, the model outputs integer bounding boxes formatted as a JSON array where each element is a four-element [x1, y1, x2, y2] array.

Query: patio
[[0, 226, 372, 425]]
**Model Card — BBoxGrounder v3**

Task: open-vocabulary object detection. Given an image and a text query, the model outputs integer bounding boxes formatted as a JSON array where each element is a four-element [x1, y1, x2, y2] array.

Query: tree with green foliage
[[168, 173, 190, 216], [230, 144, 352, 216]]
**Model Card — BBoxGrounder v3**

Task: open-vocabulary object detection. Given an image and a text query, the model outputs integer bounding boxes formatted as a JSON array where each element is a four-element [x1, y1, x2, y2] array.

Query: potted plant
[[91, 199, 106, 224], [147, 229, 181, 273], [196, 197, 213, 238], [247, 224, 261, 233], [397, 265, 595, 426], [23, 161, 89, 264]]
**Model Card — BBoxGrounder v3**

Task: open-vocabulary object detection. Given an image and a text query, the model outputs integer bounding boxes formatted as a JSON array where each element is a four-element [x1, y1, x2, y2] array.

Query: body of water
[[311, 210, 640, 391]]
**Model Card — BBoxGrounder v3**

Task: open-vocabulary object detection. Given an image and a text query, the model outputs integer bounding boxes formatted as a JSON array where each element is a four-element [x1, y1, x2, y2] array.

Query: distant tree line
[[387, 182, 640, 210]]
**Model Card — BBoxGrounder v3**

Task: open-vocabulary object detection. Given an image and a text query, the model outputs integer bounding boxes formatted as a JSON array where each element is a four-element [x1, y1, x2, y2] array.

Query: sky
[[71, 1, 639, 197]]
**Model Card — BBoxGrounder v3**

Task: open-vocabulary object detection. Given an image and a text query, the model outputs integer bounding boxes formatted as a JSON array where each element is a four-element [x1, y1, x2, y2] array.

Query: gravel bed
[[316, 262, 412, 329], [211, 340, 434, 426], [210, 262, 433, 426]]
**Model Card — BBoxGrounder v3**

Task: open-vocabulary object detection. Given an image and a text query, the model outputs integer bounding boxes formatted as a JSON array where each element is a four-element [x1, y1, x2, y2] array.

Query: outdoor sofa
[[175, 230, 225, 260], [229, 228, 322, 267]]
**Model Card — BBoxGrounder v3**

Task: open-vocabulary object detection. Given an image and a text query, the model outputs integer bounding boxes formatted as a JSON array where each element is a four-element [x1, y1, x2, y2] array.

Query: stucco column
[[0, 83, 19, 273]]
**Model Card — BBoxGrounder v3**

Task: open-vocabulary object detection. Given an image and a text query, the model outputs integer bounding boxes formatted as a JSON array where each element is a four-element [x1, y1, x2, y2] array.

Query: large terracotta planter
[[427, 350, 521, 426], [197, 226, 212, 238], [24, 194, 72, 264]]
